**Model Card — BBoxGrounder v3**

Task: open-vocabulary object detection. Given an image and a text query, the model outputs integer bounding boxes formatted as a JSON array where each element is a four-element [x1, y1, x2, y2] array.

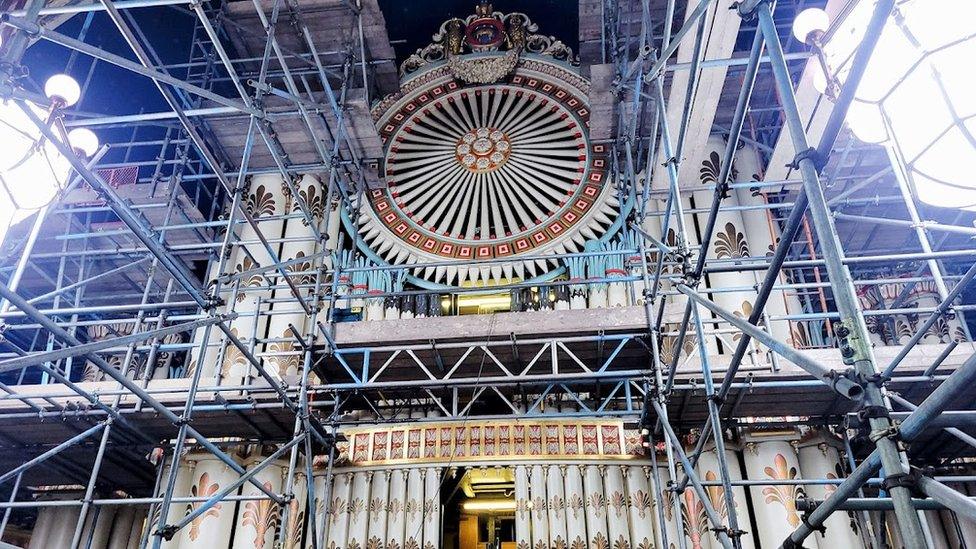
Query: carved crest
[[400, 3, 577, 79]]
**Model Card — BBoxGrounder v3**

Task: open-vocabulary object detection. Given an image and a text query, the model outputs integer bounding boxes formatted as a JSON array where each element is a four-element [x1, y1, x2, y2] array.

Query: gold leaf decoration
[[240, 481, 281, 549], [762, 453, 803, 528], [186, 472, 222, 541]]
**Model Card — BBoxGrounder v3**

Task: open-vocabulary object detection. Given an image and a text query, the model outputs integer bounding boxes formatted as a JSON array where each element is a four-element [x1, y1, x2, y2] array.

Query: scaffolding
[[0, 0, 974, 548]]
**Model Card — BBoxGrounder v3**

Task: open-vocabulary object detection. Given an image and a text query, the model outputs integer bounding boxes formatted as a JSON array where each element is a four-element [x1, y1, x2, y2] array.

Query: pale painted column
[[604, 465, 631, 549], [107, 506, 136, 549], [938, 505, 973, 549], [126, 507, 148, 549], [797, 434, 862, 548], [924, 511, 951, 549], [161, 455, 197, 549], [89, 504, 117, 549], [624, 466, 657, 549], [514, 465, 533, 549], [886, 511, 905, 549], [953, 482, 976, 545], [46, 505, 82, 549], [281, 470, 308, 549], [367, 470, 391, 549], [529, 464, 550, 548], [732, 143, 807, 349], [654, 464, 684, 549], [178, 455, 237, 549], [264, 176, 322, 379], [423, 467, 441, 549], [387, 469, 408, 549], [326, 472, 353, 549], [563, 465, 587, 548], [346, 471, 373, 549], [28, 506, 56, 549], [404, 468, 426, 549], [696, 442, 755, 549], [545, 465, 568, 548], [231, 455, 283, 549], [583, 465, 609, 549], [205, 174, 288, 383], [692, 136, 761, 361], [742, 437, 805, 549]]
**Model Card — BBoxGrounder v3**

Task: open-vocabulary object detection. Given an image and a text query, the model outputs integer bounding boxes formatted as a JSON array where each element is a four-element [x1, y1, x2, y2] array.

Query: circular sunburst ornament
[[356, 6, 618, 286], [455, 127, 510, 173]]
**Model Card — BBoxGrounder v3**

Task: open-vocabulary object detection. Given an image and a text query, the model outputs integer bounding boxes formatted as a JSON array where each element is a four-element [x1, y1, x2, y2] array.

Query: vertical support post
[[753, 2, 926, 546]]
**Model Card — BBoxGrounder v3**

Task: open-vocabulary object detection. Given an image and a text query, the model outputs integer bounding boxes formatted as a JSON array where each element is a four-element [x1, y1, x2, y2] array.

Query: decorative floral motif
[[370, 497, 386, 522], [532, 496, 548, 517], [590, 532, 609, 549], [328, 496, 343, 524], [297, 180, 326, 220], [631, 490, 653, 519], [388, 498, 404, 517], [234, 256, 267, 301], [186, 472, 222, 541], [220, 327, 249, 376], [569, 493, 585, 519], [704, 470, 728, 520], [570, 537, 586, 549], [282, 497, 305, 549], [714, 222, 750, 260], [550, 494, 566, 516], [266, 328, 302, 376], [241, 482, 281, 548], [406, 498, 422, 521], [403, 538, 419, 549], [698, 150, 737, 188], [659, 322, 697, 366], [588, 493, 606, 518], [552, 536, 567, 549], [287, 250, 316, 287], [608, 491, 627, 518], [612, 535, 631, 549], [681, 489, 708, 549], [516, 497, 530, 520], [367, 536, 384, 549], [245, 183, 277, 218], [348, 497, 366, 524], [762, 453, 803, 528]]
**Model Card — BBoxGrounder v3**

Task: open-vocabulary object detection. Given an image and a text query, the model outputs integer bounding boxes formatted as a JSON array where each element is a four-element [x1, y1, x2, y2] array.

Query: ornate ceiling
[[352, 3, 619, 286]]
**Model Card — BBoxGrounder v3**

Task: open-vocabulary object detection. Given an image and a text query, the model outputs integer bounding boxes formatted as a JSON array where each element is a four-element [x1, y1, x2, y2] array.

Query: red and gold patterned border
[[366, 61, 610, 260], [336, 420, 645, 466]]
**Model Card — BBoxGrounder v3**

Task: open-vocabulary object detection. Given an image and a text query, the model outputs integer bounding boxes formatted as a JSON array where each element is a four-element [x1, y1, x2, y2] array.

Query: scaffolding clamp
[[157, 525, 179, 541], [786, 147, 823, 171], [868, 422, 900, 443], [881, 469, 922, 496], [857, 404, 890, 421]]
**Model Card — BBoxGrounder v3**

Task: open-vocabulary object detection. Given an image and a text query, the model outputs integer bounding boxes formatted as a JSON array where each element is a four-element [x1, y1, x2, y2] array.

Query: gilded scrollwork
[[399, 5, 577, 79]]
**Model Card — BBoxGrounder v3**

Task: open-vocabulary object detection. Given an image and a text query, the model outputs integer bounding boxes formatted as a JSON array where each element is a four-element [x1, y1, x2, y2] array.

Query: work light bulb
[[68, 128, 99, 157], [810, 61, 828, 94], [44, 74, 81, 107], [792, 8, 829, 44]]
